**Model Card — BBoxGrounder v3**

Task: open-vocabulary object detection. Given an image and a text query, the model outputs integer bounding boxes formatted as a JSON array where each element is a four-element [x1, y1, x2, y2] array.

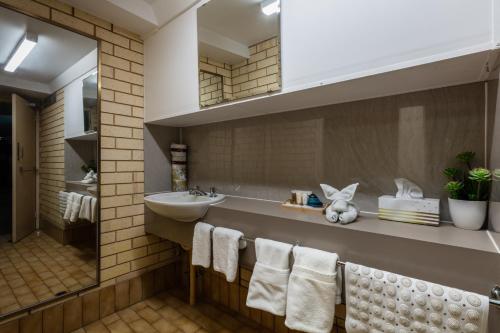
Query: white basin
[[144, 191, 225, 222]]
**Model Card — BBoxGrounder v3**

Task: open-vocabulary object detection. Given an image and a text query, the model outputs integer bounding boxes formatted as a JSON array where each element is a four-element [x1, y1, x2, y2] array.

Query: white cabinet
[[144, 7, 200, 123], [144, 0, 497, 126], [281, 0, 494, 91]]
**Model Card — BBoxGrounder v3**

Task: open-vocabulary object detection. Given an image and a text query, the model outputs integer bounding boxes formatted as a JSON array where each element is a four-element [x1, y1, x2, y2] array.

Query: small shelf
[[65, 131, 97, 141], [147, 49, 496, 127]]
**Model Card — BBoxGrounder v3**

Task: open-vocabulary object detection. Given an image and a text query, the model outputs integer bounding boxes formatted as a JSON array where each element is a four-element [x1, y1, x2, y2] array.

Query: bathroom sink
[[144, 192, 225, 222]]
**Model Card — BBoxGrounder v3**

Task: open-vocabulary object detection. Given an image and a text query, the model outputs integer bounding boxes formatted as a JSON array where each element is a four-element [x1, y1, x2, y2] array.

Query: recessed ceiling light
[[261, 0, 280, 16], [4, 32, 38, 73]]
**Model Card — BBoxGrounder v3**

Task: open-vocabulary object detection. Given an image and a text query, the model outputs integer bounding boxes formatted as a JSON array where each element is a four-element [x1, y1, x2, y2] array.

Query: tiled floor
[[0, 231, 96, 315], [73, 292, 269, 333]]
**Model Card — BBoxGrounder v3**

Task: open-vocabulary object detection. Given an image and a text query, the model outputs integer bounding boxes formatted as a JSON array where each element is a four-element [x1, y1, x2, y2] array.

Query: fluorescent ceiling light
[[4, 33, 38, 73], [261, 0, 280, 15]]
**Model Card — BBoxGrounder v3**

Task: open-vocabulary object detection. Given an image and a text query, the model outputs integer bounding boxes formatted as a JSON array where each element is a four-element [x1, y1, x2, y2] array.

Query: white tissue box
[[378, 195, 440, 226]]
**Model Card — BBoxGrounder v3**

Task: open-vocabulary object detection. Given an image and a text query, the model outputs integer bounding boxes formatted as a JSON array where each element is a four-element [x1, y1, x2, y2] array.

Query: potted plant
[[444, 152, 492, 230], [489, 169, 500, 232]]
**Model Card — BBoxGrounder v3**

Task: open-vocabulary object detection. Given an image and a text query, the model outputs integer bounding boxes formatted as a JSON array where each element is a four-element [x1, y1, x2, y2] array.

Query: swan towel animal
[[321, 183, 359, 224]]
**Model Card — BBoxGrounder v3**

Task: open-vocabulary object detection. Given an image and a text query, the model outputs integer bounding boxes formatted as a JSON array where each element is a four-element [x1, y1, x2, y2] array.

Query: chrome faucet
[[188, 185, 207, 196], [209, 187, 218, 198]]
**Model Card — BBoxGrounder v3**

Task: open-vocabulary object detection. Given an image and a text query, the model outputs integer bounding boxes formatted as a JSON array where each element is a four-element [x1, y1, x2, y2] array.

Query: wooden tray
[[281, 200, 326, 214]]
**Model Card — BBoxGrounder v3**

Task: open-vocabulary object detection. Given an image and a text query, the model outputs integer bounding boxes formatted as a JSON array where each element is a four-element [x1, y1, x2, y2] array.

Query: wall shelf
[[147, 49, 498, 128], [65, 131, 97, 141]]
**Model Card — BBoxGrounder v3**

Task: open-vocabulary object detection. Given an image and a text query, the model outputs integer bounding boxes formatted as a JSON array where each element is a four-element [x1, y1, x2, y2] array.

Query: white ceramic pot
[[448, 198, 487, 230], [489, 202, 500, 232]]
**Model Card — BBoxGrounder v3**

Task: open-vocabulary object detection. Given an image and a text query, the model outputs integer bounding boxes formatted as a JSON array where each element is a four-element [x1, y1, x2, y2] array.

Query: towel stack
[[285, 246, 342, 333], [63, 192, 97, 223], [246, 238, 293, 316]]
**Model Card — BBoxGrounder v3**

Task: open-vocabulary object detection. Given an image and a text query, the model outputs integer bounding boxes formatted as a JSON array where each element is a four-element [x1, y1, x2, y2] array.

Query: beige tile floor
[[73, 292, 270, 333], [0, 231, 96, 315]]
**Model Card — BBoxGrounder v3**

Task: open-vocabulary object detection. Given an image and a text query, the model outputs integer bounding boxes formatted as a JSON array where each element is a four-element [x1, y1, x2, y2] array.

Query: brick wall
[[0, 0, 178, 286], [39, 89, 65, 226], [199, 36, 281, 106]]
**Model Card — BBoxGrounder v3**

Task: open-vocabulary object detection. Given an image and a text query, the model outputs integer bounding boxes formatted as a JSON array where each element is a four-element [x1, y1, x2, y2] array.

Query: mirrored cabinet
[[197, 0, 281, 107]]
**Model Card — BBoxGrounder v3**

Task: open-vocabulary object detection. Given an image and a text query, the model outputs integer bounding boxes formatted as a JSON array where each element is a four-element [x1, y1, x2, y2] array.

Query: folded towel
[[192, 222, 215, 268], [213, 227, 243, 283], [59, 191, 69, 215], [344, 262, 489, 333], [90, 197, 97, 223], [63, 193, 75, 220], [246, 238, 293, 316], [285, 246, 341, 333], [69, 193, 84, 222], [78, 196, 92, 221]]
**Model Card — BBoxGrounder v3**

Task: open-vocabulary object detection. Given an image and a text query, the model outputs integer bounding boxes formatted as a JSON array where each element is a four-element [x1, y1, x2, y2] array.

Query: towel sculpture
[[192, 222, 215, 268], [321, 183, 359, 224], [344, 262, 489, 333], [213, 227, 246, 283], [246, 238, 293, 316], [285, 246, 342, 333]]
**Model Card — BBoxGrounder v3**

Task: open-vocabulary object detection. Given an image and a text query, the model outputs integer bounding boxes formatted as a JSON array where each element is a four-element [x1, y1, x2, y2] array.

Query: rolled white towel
[[213, 227, 244, 283], [246, 238, 293, 316], [90, 197, 97, 223], [69, 193, 83, 222], [63, 193, 75, 220], [192, 222, 215, 268], [78, 196, 92, 221], [285, 246, 341, 333], [59, 191, 69, 216]]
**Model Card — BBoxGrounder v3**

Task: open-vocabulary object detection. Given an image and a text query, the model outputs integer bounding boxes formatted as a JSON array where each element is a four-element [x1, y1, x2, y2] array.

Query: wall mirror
[[0, 5, 99, 317], [197, 0, 281, 107]]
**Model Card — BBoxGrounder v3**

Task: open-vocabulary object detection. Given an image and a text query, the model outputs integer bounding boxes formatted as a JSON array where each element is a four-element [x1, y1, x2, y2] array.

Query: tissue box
[[378, 195, 440, 226]]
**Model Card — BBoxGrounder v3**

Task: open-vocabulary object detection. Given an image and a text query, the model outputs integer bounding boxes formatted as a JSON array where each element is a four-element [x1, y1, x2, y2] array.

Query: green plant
[[443, 152, 491, 201]]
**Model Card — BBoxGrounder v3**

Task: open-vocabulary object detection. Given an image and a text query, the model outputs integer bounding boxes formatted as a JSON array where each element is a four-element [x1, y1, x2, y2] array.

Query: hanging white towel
[[192, 222, 215, 268], [344, 262, 490, 333], [212, 227, 243, 283], [78, 196, 92, 221], [246, 238, 293, 316], [90, 197, 97, 223], [63, 193, 75, 220], [59, 191, 69, 215], [69, 193, 84, 222], [285, 246, 341, 333]]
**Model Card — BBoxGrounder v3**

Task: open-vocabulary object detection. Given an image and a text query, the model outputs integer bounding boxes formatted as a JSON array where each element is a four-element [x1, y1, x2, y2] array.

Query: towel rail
[[239, 236, 500, 307]]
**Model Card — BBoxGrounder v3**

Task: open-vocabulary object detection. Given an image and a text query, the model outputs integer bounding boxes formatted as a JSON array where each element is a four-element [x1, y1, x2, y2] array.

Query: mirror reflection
[[197, 0, 281, 107], [0, 6, 98, 316]]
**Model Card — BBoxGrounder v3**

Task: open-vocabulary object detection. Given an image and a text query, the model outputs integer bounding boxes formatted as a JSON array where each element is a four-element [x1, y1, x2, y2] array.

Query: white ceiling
[[198, 0, 279, 47], [0, 6, 97, 83], [61, 0, 200, 37]]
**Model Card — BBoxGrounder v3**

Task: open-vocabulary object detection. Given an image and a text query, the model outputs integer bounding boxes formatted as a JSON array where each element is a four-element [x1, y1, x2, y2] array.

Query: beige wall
[[199, 36, 281, 106], [0, 0, 177, 286], [39, 89, 65, 226], [185, 82, 487, 221]]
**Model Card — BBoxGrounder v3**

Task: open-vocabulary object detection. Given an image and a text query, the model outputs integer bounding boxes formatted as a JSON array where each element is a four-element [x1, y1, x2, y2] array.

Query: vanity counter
[[211, 196, 500, 255], [146, 193, 500, 296]]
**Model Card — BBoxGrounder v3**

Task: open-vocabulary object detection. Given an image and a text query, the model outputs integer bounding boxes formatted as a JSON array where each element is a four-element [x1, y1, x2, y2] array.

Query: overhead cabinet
[[145, 0, 499, 126]]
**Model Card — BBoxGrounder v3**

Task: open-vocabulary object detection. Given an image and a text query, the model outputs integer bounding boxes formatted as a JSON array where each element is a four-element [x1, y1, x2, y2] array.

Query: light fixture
[[4, 32, 38, 73], [261, 0, 280, 15]]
